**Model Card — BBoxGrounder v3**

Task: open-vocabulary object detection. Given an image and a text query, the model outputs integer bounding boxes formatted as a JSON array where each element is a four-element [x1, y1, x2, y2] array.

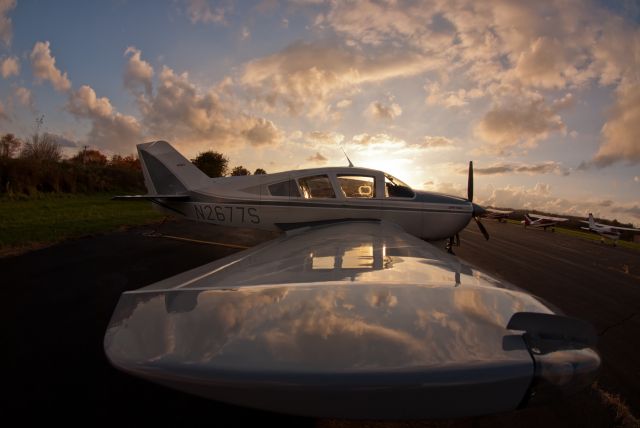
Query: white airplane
[[580, 213, 640, 246], [483, 208, 513, 222], [521, 213, 568, 231], [104, 141, 600, 419]]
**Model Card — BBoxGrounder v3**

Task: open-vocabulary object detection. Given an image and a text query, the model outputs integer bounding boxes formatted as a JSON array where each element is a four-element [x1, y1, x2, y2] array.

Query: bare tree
[[20, 133, 62, 162], [0, 133, 21, 158]]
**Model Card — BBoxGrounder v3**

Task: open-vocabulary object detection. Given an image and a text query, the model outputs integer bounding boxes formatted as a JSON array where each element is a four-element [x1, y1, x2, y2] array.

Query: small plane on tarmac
[[580, 213, 640, 246], [105, 141, 600, 419], [483, 208, 513, 222], [522, 213, 568, 231]]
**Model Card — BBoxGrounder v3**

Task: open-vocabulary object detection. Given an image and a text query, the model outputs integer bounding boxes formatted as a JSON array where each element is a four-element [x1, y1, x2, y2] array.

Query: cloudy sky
[[0, 0, 638, 224]]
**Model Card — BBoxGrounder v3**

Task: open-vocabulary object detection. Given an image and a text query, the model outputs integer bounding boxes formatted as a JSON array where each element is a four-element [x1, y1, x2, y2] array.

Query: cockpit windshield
[[384, 174, 415, 198]]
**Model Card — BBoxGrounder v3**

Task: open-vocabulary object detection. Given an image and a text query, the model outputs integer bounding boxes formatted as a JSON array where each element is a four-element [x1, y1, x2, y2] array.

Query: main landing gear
[[446, 235, 460, 255]]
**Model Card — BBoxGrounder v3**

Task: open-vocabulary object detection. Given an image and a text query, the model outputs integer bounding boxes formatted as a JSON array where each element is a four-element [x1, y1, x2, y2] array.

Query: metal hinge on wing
[[507, 312, 601, 408]]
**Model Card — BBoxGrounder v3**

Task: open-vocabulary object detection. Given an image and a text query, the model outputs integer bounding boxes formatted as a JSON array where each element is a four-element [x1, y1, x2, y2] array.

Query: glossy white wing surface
[[104, 220, 599, 419]]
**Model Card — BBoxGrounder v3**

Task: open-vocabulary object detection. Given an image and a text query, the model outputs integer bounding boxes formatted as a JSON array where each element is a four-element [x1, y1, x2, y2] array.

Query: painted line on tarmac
[[144, 231, 250, 249]]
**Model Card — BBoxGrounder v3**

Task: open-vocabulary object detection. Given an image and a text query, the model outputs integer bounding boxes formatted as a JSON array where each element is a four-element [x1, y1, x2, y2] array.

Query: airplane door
[[334, 173, 382, 222], [381, 174, 423, 237]]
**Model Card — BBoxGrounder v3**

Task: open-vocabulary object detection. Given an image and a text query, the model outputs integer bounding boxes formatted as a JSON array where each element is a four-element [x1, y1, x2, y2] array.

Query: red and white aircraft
[[522, 213, 568, 231], [580, 213, 640, 246]]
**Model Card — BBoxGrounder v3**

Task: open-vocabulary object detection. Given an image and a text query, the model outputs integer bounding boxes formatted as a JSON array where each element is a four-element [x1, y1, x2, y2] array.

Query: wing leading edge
[[104, 220, 599, 419]]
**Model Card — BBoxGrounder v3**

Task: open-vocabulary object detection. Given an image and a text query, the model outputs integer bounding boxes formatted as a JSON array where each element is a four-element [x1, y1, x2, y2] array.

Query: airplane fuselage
[[149, 167, 474, 241]]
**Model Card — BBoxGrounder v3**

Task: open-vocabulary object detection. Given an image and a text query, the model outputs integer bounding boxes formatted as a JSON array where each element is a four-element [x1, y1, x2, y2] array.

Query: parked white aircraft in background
[[483, 208, 513, 222], [581, 213, 640, 246], [522, 213, 568, 231], [104, 141, 600, 419]]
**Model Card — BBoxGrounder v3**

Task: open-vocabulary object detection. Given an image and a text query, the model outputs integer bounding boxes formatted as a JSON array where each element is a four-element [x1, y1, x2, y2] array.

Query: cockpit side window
[[384, 174, 415, 198], [337, 175, 375, 198], [268, 180, 301, 197], [298, 175, 336, 199]]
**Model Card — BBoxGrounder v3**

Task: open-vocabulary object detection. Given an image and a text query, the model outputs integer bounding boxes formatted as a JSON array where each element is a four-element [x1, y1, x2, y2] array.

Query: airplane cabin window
[[337, 175, 375, 198], [298, 175, 336, 198], [268, 180, 301, 197], [384, 174, 415, 198]]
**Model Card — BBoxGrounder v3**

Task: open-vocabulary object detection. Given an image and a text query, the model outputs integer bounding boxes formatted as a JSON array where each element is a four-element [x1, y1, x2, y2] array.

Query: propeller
[[467, 161, 489, 241]]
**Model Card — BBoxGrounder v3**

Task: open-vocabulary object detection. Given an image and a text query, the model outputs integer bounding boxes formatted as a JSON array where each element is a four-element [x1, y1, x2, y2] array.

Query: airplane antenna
[[341, 148, 354, 167]]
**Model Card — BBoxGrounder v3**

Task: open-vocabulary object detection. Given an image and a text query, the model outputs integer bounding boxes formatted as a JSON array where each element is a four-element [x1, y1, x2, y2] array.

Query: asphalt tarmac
[[4, 219, 639, 425]]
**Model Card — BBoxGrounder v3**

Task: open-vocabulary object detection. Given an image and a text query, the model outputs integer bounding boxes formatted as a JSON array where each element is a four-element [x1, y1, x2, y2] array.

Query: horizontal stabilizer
[[112, 194, 190, 201]]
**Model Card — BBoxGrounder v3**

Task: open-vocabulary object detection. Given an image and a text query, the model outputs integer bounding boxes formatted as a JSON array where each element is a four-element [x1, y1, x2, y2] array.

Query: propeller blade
[[474, 216, 490, 241], [468, 161, 473, 202]]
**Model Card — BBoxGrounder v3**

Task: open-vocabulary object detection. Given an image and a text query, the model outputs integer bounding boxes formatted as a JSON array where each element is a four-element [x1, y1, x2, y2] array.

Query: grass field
[[504, 218, 640, 251], [0, 193, 164, 254]]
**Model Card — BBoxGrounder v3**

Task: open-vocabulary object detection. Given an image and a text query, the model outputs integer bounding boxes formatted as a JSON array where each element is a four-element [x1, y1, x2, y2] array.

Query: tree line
[[0, 132, 267, 197]]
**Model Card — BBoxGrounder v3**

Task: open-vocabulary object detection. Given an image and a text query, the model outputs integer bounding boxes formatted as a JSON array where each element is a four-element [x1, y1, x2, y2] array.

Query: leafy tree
[[20, 133, 61, 162], [231, 165, 251, 176], [110, 154, 141, 170], [70, 148, 107, 165], [0, 133, 21, 158], [192, 151, 228, 177], [253, 168, 267, 175]]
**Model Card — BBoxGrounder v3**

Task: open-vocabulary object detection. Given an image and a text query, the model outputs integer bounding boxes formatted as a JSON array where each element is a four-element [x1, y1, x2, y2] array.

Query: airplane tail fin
[[137, 141, 208, 195], [523, 214, 532, 225]]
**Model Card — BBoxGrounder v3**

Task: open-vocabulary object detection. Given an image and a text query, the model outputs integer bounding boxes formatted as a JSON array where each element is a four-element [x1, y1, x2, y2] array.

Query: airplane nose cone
[[472, 203, 485, 217]]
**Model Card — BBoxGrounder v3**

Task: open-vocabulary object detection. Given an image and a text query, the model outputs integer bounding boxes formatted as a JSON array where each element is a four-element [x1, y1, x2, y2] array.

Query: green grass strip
[[0, 193, 164, 251]]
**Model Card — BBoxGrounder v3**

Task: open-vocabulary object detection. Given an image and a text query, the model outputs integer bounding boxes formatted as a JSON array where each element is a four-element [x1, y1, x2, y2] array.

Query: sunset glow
[[0, 0, 638, 224]]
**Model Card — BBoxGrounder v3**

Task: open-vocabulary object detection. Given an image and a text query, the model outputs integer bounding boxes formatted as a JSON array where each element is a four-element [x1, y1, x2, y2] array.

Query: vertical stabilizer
[[137, 141, 208, 195]]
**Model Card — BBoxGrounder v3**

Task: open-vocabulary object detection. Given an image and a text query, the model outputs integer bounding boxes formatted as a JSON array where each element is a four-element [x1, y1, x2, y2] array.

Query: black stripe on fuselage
[[188, 193, 471, 215]]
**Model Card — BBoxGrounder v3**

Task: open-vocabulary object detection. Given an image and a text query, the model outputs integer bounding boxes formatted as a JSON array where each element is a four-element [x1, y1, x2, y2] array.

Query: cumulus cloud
[[307, 152, 327, 163], [241, 40, 437, 118], [123, 48, 282, 149], [336, 99, 352, 109], [0, 0, 15, 47], [474, 95, 565, 154], [13, 86, 33, 109], [513, 37, 579, 89], [67, 85, 143, 152], [241, 118, 281, 146], [185, 0, 228, 24], [0, 55, 19, 78], [351, 133, 406, 147], [46, 133, 78, 148], [312, 0, 640, 159], [365, 98, 402, 121], [124, 46, 153, 96], [425, 82, 483, 108], [30, 41, 72, 92], [306, 131, 344, 145], [476, 183, 639, 225], [417, 136, 455, 149], [469, 161, 570, 176], [590, 83, 640, 167]]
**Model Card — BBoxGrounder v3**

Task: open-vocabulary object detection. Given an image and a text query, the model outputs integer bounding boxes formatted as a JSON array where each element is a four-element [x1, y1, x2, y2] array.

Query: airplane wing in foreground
[[104, 220, 599, 419]]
